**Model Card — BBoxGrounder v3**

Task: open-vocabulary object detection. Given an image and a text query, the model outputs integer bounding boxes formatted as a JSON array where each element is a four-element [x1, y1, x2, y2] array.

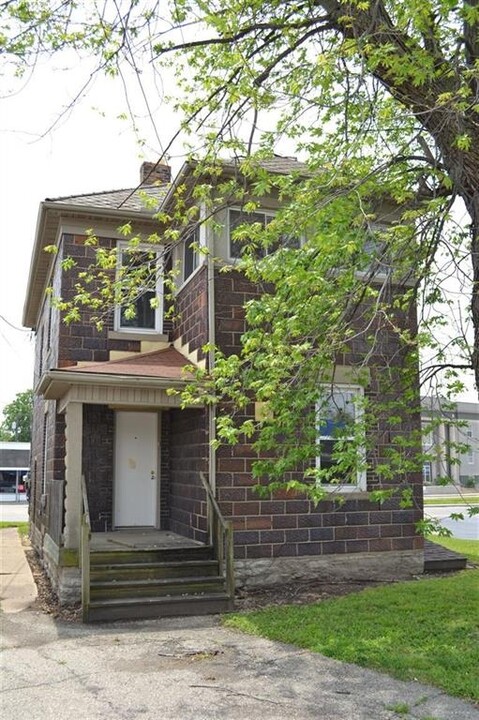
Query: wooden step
[[90, 545, 215, 566], [86, 593, 233, 622], [90, 559, 220, 582], [90, 575, 226, 600]]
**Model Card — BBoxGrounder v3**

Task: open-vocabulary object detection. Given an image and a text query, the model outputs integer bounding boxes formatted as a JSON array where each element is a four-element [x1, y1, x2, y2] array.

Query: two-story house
[[23, 158, 424, 621]]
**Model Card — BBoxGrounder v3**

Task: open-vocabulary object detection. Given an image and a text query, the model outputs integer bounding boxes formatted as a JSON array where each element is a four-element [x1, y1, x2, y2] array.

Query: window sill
[[108, 330, 169, 342]]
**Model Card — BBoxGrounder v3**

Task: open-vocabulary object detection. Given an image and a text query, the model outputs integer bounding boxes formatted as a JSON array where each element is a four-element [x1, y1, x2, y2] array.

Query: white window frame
[[114, 242, 164, 334], [183, 227, 200, 283], [316, 384, 366, 492], [228, 207, 301, 260]]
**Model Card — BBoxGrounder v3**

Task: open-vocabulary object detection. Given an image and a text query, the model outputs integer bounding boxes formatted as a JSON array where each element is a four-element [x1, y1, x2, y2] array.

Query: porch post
[[63, 402, 83, 549]]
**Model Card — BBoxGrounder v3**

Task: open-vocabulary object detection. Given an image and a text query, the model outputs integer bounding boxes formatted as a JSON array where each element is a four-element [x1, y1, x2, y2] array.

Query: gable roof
[[46, 185, 167, 213]]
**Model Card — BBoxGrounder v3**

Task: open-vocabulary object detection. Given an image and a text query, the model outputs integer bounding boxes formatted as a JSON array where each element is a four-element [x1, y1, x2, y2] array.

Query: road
[[425, 504, 479, 539]]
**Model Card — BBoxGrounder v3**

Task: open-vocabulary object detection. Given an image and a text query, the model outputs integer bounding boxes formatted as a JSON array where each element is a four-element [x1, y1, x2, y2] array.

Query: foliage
[[225, 570, 479, 702], [1, 1, 479, 500], [0, 390, 33, 442]]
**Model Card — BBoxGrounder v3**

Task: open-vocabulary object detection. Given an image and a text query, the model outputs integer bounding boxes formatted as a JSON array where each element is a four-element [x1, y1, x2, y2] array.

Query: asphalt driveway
[[2, 606, 479, 720]]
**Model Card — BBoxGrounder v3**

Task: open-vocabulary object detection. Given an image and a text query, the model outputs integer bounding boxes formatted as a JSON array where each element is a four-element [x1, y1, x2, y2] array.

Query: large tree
[[2, 1, 478, 499], [0, 390, 33, 442]]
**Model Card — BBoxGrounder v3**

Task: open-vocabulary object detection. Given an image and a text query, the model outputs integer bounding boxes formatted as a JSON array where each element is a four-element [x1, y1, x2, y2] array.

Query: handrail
[[200, 471, 235, 604], [80, 474, 91, 622]]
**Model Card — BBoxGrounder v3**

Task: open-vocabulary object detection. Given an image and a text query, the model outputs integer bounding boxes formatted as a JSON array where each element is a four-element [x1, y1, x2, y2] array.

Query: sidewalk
[[0, 527, 37, 613]]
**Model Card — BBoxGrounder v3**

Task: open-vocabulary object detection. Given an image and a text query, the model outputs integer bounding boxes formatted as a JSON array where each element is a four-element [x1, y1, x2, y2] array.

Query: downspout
[[205, 206, 217, 494]]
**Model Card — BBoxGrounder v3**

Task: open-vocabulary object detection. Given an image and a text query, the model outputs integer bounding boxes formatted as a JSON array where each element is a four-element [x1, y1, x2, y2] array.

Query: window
[[316, 385, 366, 489], [362, 223, 391, 274], [228, 208, 300, 259], [115, 243, 163, 333], [466, 429, 474, 464], [183, 228, 200, 282]]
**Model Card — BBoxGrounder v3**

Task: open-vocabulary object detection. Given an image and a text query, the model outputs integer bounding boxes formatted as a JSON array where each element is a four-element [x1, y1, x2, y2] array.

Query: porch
[[90, 529, 205, 552]]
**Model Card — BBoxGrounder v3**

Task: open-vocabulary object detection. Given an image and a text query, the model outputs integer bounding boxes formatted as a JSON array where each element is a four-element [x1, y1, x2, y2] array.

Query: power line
[[0, 315, 30, 333]]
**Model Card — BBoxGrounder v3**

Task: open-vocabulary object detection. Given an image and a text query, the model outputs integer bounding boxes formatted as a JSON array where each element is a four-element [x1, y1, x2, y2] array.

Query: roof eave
[[22, 199, 161, 330], [37, 368, 188, 400]]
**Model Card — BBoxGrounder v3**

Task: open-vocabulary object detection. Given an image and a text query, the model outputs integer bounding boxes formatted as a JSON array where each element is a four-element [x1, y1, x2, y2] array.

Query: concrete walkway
[[1, 528, 478, 720], [0, 527, 37, 613]]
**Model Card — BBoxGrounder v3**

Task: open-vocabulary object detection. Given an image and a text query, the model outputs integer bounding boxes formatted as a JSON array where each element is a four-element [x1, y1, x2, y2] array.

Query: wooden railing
[[80, 475, 91, 623], [200, 472, 235, 602]]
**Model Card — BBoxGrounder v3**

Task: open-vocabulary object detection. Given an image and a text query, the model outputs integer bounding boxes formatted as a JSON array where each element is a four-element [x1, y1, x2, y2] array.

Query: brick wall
[[172, 265, 208, 359], [169, 408, 208, 542], [159, 410, 170, 529], [82, 404, 114, 532], [214, 269, 423, 561]]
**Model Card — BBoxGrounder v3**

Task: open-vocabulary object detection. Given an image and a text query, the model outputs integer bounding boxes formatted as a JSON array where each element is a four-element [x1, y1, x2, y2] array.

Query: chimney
[[140, 160, 171, 185]]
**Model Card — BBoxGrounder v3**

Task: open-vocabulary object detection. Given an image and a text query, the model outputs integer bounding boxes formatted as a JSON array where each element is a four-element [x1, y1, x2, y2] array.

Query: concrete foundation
[[235, 550, 424, 588]]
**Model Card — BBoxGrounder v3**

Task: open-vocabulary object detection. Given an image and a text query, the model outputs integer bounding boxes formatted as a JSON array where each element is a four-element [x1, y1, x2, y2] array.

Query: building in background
[[422, 399, 479, 487], [0, 442, 30, 502]]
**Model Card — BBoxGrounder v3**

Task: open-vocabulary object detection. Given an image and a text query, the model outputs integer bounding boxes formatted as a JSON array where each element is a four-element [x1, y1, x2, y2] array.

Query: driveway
[[2, 606, 478, 720]]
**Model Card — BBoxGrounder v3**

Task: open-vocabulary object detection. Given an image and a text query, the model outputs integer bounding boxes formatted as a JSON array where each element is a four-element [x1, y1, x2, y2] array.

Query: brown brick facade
[[172, 265, 208, 358], [169, 408, 208, 542], [82, 404, 114, 532], [213, 268, 423, 561]]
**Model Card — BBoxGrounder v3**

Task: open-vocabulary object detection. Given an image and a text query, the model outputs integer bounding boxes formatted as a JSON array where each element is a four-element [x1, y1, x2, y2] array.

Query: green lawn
[[424, 495, 479, 506], [0, 521, 29, 537], [427, 536, 479, 564], [225, 570, 479, 702]]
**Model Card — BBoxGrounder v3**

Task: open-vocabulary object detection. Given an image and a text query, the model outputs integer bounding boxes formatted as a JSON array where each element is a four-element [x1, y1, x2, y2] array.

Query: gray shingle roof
[[222, 155, 309, 176], [46, 185, 167, 213]]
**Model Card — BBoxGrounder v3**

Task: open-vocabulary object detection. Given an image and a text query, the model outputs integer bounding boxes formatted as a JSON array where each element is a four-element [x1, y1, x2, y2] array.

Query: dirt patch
[[234, 578, 384, 611], [22, 537, 81, 622]]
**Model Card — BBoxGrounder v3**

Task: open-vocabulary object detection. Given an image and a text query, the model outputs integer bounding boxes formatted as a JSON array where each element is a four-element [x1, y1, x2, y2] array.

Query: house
[[422, 397, 479, 488], [23, 158, 424, 621]]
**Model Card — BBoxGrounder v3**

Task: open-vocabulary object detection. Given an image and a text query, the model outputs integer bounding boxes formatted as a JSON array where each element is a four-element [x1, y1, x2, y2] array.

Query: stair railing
[[80, 474, 91, 622], [200, 471, 235, 602]]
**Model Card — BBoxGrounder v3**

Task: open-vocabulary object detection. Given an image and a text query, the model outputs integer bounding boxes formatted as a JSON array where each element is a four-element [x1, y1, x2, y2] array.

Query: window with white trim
[[228, 208, 300, 259], [316, 385, 366, 489], [114, 243, 163, 333], [183, 228, 200, 282]]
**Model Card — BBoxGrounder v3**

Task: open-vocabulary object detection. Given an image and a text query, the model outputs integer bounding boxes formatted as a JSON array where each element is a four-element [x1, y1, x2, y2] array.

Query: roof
[[23, 155, 307, 328], [63, 346, 193, 381], [222, 156, 309, 176], [46, 185, 167, 213]]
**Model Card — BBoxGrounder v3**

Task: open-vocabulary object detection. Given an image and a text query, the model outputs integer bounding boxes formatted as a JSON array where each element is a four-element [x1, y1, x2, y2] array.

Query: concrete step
[[86, 593, 233, 622], [90, 575, 226, 600]]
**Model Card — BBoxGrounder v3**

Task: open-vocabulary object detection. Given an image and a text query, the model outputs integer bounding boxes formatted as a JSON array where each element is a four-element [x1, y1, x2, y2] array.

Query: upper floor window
[[183, 228, 200, 283], [114, 243, 163, 333], [316, 385, 366, 490], [228, 208, 300, 259]]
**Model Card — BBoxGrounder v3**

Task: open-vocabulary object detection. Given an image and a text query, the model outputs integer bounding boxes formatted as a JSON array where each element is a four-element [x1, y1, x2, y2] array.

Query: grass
[[427, 536, 479, 564], [424, 495, 479, 506], [0, 521, 29, 537], [225, 570, 479, 702]]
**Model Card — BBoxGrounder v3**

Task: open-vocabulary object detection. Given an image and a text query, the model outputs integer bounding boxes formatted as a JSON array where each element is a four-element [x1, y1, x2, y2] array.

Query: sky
[[0, 51, 477, 417], [0, 57, 182, 414]]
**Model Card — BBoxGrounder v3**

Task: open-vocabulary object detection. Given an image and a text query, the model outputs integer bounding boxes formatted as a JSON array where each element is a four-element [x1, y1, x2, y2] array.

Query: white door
[[114, 411, 158, 527]]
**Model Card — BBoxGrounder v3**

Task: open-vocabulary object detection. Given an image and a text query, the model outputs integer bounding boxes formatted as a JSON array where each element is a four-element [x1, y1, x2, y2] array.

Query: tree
[[0, 390, 33, 442], [2, 1, 478, 507]]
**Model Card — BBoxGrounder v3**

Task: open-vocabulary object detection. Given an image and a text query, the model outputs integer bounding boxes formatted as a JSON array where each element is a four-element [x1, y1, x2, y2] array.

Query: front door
[[114, 411, 158, 527]]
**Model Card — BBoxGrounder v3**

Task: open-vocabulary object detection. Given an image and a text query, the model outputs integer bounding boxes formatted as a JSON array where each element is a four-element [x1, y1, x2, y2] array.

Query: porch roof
[[37, 347, 197, 404], [65, 346, 194, 380]]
